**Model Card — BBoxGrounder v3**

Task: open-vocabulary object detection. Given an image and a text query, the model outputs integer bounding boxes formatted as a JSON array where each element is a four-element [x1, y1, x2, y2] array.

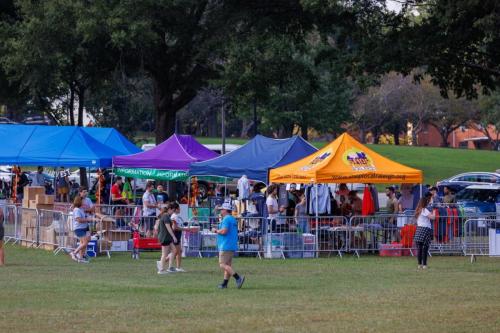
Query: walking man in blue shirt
[[213, 201, 245, 289]]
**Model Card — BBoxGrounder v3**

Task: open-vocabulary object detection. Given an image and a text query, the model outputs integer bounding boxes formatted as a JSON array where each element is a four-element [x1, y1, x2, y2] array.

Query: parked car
[[0, 117, 18, 124], [202, 144, 242, 155], [437, 172, 500, 194], [141, 143, 156, 151], [23, 115, 52, 125], [455, 184, 500, 214]]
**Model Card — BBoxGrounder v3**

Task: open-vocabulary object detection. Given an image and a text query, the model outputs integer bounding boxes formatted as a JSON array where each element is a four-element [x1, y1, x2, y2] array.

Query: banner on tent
[[114, 167, 188, 181]]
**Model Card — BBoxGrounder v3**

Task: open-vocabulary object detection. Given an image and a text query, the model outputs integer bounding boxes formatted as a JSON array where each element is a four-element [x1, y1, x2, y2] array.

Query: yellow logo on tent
[[300, 149, 332, 171], [342, 148, 375, 171]]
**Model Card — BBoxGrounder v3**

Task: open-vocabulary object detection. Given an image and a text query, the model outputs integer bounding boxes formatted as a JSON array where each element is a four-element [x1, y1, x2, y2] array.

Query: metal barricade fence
[[182, 215, 347, 259], [16, 207, 39, 247], [349, 214, 406, 257], [429, 212, 496, 254], [95, 204, 141, 218], [1, 204, 18, 244], [463, 218, 499, 262], [38, 209, 64, 252]]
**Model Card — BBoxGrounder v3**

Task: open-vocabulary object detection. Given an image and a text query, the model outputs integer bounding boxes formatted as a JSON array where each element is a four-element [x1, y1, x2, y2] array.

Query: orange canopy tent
[[269, 133, 423, 184]]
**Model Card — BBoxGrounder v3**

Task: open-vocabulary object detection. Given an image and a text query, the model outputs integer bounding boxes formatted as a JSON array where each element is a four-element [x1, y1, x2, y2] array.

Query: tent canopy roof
[[82, 127, 141, 155], [269, 133, 423, 184], [189, 135, 317, 182], [113, 134, 218, 171], [0, 125, 124, 167]]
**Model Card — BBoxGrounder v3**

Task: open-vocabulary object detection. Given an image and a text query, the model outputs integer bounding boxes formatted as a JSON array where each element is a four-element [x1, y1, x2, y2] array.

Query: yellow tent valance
[[269, 133, 423, 184]]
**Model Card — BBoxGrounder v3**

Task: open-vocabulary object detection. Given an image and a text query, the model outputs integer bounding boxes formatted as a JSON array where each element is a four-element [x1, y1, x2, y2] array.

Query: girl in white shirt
[[413, 194, 435, 270], [170, 202, 187, 272]]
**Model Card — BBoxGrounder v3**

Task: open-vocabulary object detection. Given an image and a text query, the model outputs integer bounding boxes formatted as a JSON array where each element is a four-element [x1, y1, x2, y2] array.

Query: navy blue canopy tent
[[0, 125, 125, 167], [189, 135, 317, 183]]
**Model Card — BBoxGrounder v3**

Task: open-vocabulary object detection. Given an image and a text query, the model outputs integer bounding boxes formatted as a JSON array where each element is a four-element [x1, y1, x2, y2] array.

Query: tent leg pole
[[315, 183, 319, 258], [187, 176, 191, 207], [109, 173, 114, 206]]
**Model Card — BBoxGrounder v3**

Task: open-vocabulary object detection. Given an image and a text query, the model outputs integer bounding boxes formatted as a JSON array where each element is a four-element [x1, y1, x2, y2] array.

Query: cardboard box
[[96, 218, 115, 232], [98, 239, 112, 252], [23, 186, 45, 201], [102, 230, 131, 242], [21, 210, 38, 228], [110, 241, 129, 252], [22, 198, 30, 208], [36, 194, 54, 205], [40, 226, 56, 245], [33, 204, 54, 211]]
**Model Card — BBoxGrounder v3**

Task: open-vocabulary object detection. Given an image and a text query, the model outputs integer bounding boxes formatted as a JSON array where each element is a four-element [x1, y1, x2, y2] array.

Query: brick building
[[417, 124, 499, 150]]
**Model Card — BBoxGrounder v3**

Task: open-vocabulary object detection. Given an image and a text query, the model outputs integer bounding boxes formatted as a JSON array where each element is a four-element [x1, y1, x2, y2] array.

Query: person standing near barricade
[[70, 196, 99, 263], [142, 182, 157, 237], [170, 202, 187, 272], [157, 204, 177, 274], [213, 201, 245, 289], [414, 194, 435, 270], [0, 208, 5, 266], [56, 167, 70, 203]]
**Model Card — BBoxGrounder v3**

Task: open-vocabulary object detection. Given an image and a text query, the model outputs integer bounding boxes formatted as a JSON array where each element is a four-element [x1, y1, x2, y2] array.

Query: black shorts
[[161, 239, 173, 246], [173, 231, 182, 245], [0, 223, 4, 241]]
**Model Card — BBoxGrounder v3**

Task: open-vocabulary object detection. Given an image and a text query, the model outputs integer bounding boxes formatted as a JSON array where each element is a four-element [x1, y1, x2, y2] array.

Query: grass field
[[1, 246, 499, 333]]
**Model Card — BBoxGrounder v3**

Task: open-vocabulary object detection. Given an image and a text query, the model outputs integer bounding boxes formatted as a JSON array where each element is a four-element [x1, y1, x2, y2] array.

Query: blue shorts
[[74, 228, 89, 238]]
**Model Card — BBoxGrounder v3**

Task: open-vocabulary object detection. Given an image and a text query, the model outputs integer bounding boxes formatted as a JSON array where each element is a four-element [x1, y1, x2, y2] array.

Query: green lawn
[[1, 246, 499, 333]]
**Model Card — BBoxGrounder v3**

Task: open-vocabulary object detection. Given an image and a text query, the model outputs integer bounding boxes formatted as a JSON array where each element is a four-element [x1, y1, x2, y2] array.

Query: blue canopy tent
[[0, 125, 123, 167], [83, 127, 141, 155], [189, 135, 317, 183]]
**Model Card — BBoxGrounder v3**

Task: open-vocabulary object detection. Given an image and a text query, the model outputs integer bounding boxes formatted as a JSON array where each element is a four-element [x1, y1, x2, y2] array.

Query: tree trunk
[[77, 87, 85, 127], [76, 88, 88, 187], [372, 127, 381, 144], [69, 86, 75, 126], [301, 124, 309, 141], [439, 130, 450, 147], [153, 80, 175, 144], [359, 128, 366, 143], [155, 106, 176, 144], [393, 123, 400, 145]]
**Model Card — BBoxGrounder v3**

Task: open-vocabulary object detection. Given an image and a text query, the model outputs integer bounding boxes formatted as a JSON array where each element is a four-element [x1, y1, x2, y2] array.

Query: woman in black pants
[[414, 194, 435, 270]]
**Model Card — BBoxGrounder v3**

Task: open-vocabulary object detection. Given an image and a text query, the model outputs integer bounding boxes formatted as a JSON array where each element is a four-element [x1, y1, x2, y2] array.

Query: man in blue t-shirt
[[213, 201, 245, 289]]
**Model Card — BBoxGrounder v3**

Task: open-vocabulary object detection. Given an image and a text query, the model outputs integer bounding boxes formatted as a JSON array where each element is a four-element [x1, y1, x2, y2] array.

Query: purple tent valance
[[112, 134, 218, 170]]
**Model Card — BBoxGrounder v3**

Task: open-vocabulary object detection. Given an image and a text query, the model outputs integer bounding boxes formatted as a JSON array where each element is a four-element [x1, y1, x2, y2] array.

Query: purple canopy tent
[[112, 134, 218, 180]]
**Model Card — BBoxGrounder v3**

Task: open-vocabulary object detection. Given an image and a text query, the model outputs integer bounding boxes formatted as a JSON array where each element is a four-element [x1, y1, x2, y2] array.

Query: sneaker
[[70, 252, 78, 262], [217, 283, 227, 289], [78, 258, 90, 264], [167, 267, 177, 273], [422, 265, 428, 270], [236, 276, 245, 289], [156, 261, 162, 271], [175, 267, 186, 272], [158, 270, 171, 275]]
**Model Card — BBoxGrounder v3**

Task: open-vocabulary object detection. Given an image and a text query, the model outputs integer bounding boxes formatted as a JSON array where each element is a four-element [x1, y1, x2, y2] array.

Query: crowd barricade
[[4, 199, 500, 261], [1, 204, 18, 244], [16, 207, 39, 247], [462, 218, 500, 262], [349, 213, 420, 257], [37, 209, 65, 252], [94, 204, 141, 218]]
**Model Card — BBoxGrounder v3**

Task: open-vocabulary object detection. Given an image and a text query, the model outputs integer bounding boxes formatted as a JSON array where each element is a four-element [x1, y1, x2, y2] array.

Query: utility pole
[[253, 98, 258, 137], [221, 99, 226, 155]]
